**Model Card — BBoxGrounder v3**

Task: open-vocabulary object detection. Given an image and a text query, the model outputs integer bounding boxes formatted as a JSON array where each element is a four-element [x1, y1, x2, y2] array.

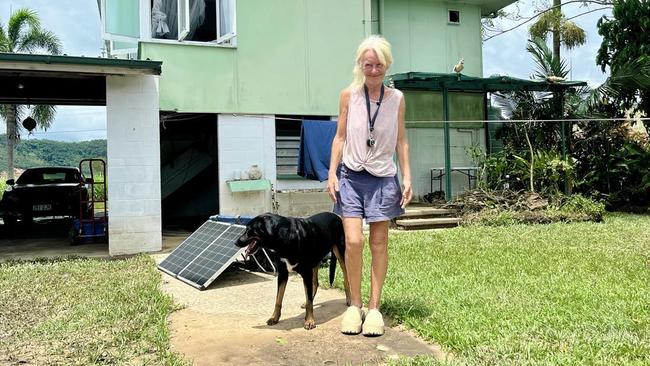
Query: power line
[[28, 129, 107, 135]]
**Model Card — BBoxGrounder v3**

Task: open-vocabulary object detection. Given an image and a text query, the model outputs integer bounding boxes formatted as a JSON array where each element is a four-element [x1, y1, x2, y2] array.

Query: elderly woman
[[328, 35, 412, 336]]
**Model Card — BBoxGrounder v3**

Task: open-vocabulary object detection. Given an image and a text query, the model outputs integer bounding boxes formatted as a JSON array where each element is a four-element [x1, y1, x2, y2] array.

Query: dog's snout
[[235, 233, 249, 247]]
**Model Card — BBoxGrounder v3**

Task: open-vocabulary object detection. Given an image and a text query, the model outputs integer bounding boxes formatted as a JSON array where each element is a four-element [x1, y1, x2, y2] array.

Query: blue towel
[[297, 119, 337, 181]]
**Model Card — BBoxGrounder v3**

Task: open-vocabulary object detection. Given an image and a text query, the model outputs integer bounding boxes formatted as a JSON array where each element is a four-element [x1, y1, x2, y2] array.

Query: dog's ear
[[263, 214, 276, 236]]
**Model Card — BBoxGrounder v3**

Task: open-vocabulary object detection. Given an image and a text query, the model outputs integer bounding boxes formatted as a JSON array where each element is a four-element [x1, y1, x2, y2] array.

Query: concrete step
[[395, 217, 461, 230], [399, 207, 456, 218]]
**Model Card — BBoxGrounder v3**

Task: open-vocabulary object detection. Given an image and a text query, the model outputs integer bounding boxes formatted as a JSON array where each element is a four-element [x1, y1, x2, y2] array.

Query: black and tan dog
[[235, 212, 350, 329]]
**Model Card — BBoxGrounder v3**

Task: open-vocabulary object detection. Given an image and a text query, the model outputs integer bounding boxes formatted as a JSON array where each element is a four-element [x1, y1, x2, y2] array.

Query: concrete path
[[152, 252, 448, 366]]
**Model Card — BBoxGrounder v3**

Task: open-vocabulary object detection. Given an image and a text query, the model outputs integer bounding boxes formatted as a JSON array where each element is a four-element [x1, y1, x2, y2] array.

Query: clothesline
[[229, 114, 650, 124]]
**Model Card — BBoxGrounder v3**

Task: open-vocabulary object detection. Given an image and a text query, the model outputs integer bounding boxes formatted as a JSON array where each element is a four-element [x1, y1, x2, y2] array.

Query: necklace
[[363, 84, 385, 148]]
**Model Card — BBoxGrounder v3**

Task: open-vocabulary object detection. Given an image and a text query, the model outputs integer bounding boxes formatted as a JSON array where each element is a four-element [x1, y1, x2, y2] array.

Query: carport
[[0, 53, 162, 256]]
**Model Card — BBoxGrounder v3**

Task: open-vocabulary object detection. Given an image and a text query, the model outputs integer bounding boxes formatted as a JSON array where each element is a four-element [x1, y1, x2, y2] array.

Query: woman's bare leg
[[343, 217, 364, 307], [367, 220, 389, 309]]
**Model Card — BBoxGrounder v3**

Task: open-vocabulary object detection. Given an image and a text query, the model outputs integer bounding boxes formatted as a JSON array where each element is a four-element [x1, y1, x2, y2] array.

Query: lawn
[[327, 213, 650, 365], [0, 255, 187, 365], [2, 214, 648, 365]]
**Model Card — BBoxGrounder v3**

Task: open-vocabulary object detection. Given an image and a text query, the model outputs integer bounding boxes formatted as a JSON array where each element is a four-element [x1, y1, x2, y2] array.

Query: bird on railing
[[452, 58, 464, 81], [546, 74, 566, 83], [453, 58, 464, 74]]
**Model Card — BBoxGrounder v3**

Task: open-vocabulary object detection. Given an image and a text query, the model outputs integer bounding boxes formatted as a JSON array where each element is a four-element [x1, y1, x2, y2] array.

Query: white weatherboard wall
[[218, 114, 275, 215], [106, 75, 161, 256]]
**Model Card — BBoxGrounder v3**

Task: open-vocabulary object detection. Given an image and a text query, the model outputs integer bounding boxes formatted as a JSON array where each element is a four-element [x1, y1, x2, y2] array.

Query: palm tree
[[0, 8, 61, 179], [529, 0, 587, 63]]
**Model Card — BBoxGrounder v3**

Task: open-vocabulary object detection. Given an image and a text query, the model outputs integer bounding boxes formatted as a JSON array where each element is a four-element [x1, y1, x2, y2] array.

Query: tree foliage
[[528, 4, 587, 51], [0, 8, 62, 179], [0, 135, 106, 173], [596, 0, 650, 116]]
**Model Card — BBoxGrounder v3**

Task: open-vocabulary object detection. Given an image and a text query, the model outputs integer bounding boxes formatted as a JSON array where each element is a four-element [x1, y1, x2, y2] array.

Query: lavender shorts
[[333, 164, 405, 223]]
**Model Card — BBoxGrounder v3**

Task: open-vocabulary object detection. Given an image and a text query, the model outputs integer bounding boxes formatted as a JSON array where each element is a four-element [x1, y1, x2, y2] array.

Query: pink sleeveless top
[[342, 87, 403, 177]]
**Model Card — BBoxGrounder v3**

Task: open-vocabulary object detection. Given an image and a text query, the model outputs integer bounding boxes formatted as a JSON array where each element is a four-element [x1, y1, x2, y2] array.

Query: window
[[150, 0, 236, 44], [448, 10, 460, 24], [275, 115, 331, 179]]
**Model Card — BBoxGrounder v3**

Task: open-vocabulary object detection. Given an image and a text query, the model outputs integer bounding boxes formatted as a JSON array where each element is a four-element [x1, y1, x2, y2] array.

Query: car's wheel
[[68, 226, 80, 246], [22, 215, 34, 226], [2, 215, 17, 227]]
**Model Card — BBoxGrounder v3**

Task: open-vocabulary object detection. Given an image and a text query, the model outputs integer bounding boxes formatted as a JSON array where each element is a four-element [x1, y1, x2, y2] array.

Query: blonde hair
[[350, 35, 393, 90]]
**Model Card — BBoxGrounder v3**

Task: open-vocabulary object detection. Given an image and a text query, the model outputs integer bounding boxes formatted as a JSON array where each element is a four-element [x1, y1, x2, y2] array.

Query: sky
[[0, 0, 613, 142], [0, 0, 106, 142], [483, 0, 612, 87]]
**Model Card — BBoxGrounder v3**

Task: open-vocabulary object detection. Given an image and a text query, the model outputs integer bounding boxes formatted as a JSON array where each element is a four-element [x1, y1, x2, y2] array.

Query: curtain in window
[[188, 0, 206, 39], [152, 0, 177, 39], [219, 0, 234, 37], [152, 0, 206, 40]]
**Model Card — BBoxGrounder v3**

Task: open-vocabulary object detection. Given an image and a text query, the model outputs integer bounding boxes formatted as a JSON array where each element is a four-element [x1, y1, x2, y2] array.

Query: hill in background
[[0, 134, 107, 173]]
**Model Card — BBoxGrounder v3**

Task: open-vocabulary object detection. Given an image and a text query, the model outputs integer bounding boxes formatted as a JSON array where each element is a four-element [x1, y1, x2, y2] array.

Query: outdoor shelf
[[226, 179, 271, 192]]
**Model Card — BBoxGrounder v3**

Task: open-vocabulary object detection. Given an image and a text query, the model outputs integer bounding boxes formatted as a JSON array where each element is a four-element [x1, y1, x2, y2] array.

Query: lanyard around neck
[[364, 84, 385, 132]]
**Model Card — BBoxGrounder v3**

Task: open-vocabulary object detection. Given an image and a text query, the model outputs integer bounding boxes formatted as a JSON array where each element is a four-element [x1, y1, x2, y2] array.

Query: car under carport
[[0, 52, 162, 256]]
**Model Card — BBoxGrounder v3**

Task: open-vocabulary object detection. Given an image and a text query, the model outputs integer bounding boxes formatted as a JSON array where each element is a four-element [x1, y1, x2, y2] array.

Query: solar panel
[[158, 221, 247, 290]]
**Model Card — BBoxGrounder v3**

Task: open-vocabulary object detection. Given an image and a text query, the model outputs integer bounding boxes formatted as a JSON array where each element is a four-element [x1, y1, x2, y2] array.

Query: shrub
[[0, 172, 7, 199], [468, 146, 574, 197], [558, 194, 606, 221]]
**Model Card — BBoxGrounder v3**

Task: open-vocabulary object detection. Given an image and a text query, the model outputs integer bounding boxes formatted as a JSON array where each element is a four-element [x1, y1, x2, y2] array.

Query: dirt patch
[[153, 254, 448, 366]]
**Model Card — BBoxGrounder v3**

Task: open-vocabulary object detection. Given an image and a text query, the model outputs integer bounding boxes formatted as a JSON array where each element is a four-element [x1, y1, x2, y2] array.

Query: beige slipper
[[362, 309, 385, 336], [341, 305, 364, 334]]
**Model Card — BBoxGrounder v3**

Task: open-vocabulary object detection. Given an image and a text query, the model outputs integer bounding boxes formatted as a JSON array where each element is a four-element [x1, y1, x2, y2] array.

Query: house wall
[[139, 0, 367, 115], [104, 0, 495, 219], [380, 0, 483, 77], [106, 75, 162, 255], [217, 114, 275, 215]]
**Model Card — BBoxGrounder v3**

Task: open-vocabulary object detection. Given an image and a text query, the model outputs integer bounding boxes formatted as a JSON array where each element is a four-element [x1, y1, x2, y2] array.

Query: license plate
[[33, 204, 52, 212]]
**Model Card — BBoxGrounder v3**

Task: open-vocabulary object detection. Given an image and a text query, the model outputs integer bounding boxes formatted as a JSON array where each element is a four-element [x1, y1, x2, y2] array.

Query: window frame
[[447, 9, 461, 25], [101, 0, 143, 44], [103, 0, 237, 48], [151, 0, 237, 45]]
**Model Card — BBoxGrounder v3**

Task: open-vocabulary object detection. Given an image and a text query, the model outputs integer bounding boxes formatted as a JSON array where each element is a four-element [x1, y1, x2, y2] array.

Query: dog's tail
[[329, 250, 337, 286]]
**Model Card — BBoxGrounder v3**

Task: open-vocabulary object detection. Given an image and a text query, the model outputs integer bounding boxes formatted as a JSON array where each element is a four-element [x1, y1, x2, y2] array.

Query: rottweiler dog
[[235, 212, 350, 329]]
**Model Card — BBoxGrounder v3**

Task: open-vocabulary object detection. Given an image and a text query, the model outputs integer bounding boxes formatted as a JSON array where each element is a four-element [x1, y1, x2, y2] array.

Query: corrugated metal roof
[[390, 72, 587, 92], [0, 53, 161, 75]]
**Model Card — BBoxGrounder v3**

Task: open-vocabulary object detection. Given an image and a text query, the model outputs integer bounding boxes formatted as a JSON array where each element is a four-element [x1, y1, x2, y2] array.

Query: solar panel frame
[[177, 224, 247, 289], [157, 221, 247, 290], [158, 220, 228, 277]]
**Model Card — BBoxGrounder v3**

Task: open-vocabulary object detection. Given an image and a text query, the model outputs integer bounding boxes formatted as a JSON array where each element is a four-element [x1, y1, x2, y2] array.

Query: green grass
[[325, 213, 650, 365], [0, 255, 188, 365]]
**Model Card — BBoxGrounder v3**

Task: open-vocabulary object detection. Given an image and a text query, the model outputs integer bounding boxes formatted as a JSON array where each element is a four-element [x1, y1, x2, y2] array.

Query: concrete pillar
[[106, 75, 161, 255]]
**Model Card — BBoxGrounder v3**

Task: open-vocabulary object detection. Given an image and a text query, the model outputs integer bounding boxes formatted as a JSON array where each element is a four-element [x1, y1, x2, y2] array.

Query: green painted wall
[[140, 0, 366, 114], [404, 91, 484, 128], [380, 0, 483, 77], [135, 0, 488, 115]]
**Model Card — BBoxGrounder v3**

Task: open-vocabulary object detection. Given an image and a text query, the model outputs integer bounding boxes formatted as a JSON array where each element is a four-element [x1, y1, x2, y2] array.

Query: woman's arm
[[395, 95, 412, 208], [327, 88, 351, 202]]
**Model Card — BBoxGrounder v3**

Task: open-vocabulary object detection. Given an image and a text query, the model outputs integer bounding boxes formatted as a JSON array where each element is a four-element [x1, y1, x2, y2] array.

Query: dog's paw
[[303, 319, 316, 330], [267, 317, 279, 326]]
